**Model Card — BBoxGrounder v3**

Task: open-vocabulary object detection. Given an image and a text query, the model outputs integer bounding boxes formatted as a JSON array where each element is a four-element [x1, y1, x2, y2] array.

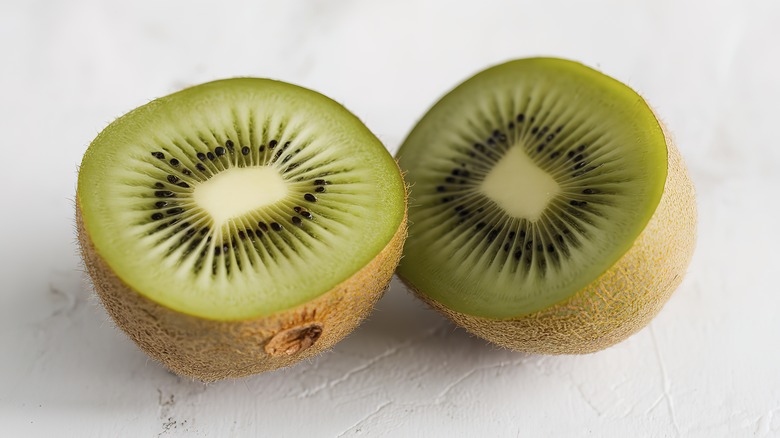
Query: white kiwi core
[[480, 145, 560, 221], [193, 166, 288, 227]]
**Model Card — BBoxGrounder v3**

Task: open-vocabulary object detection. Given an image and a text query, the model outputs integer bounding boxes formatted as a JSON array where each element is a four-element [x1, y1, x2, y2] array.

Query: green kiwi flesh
[[78, 78, 406, 322], [396, 58, 670, 320]]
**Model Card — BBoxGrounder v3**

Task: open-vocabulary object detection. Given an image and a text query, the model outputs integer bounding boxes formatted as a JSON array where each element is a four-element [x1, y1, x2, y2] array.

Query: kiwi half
[[77, 78, 407, 380], [396, 58, 696, 354]]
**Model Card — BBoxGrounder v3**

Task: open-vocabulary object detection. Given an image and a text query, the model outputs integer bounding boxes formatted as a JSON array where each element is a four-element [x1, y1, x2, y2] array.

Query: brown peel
[[77, 204, 407, 382], [402, 123, 696, 354]]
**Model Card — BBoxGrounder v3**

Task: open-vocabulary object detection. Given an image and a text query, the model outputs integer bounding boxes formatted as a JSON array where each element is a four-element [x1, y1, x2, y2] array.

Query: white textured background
[[2, 0, 779, 436]]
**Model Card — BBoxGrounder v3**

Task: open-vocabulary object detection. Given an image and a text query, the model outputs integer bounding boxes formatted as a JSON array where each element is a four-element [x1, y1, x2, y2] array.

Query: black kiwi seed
[[550, 151, 561, 159], [315, 186, 325, 193], [154, 182, 165, 189], [583, 188, 598, 194], [214, 246, 221, 256], [514, 249, 523, 260], [437, 186, 446, 192], [508, 231, 516, 239], [155, 190, 174, 198], [256, 228, 263, 236], [222, 243, 229, 253], [314, 179, 328, 185], [215, 147, 225, 156], [304, 193, 317, 202], [487, 229, 499, 242], [241, 146, 250, 155], [568, 150, 576, 158], [531, 127, 539, 134], [294, 206, 302, 213], [151, 213, 164, 220], [238, 231, 246, 239], [246, 229, 254, 238], [487, 138, 496, 146], [270, 222, 282, 231], [151, 152, 165, 159], [458, 210, 469, 217], [573, 161, 587, 170], [577, 144, 586, 152], [225, 140, 234, 149], [200, 228, 209, 235], [259, 145, 266, 152], [504, 242, 511, 252], [536, 244, 543, 252], [537, 144, 545, 153], [197, 152, 206, 161], [269, 140, 278, 149], [182, 168, 192, 176], [292, 216, 302, 226], [547, 244, 555, 253], [155, 201, 168, 208], [516, 113, 525, 122], [525, 241, 533, 250], [196, 163, 206, 172], [177, 182, 190, 188], [546, 134, 554, 142], [167, 207, 183, 215], [519, 230, 527, 238], [476, 222, 486, 231], [508, 122, 515, 130], [170, 159, 179, 166], [167, 175, 179, 183], [258, 222, 269, 232], [574, 154, 584, 162], [445, 177, 456, 183], [301, 211, 313, 219], [207, 152, 215, 160]]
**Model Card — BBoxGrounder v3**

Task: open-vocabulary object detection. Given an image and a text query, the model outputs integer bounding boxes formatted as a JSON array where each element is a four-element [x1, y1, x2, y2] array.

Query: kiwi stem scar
[[193, 166, 288, 227], [479, 145, 561, 221]]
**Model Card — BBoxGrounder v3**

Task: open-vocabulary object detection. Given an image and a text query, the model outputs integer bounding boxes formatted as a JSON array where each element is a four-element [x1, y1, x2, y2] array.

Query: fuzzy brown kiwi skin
[[399, 121, 696, 354], [77, 200, 407, 382]]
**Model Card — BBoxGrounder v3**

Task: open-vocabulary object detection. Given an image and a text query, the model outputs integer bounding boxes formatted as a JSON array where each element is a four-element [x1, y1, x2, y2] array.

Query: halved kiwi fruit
[[77, 78, 407, 381], [396, 58, 696, 354]]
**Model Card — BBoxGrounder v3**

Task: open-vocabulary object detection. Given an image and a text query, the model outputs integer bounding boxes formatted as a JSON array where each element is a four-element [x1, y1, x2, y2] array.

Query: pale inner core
[[193, 167, 288, 227], [479, 146, 561, 221]]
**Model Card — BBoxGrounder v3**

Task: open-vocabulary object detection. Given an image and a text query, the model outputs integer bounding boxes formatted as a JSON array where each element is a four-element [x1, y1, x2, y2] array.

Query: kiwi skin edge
[[76, 199, 407, 382], [399, 120, 696, 354]]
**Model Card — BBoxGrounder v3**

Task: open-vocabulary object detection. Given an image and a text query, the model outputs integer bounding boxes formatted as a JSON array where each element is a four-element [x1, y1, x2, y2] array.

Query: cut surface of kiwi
[[78, 78, 407, 379], [397, 58, 695, 353]]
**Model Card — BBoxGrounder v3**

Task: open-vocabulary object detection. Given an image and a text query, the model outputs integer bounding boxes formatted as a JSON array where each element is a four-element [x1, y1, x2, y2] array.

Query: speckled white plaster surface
[[1, 0, 779, 436]]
